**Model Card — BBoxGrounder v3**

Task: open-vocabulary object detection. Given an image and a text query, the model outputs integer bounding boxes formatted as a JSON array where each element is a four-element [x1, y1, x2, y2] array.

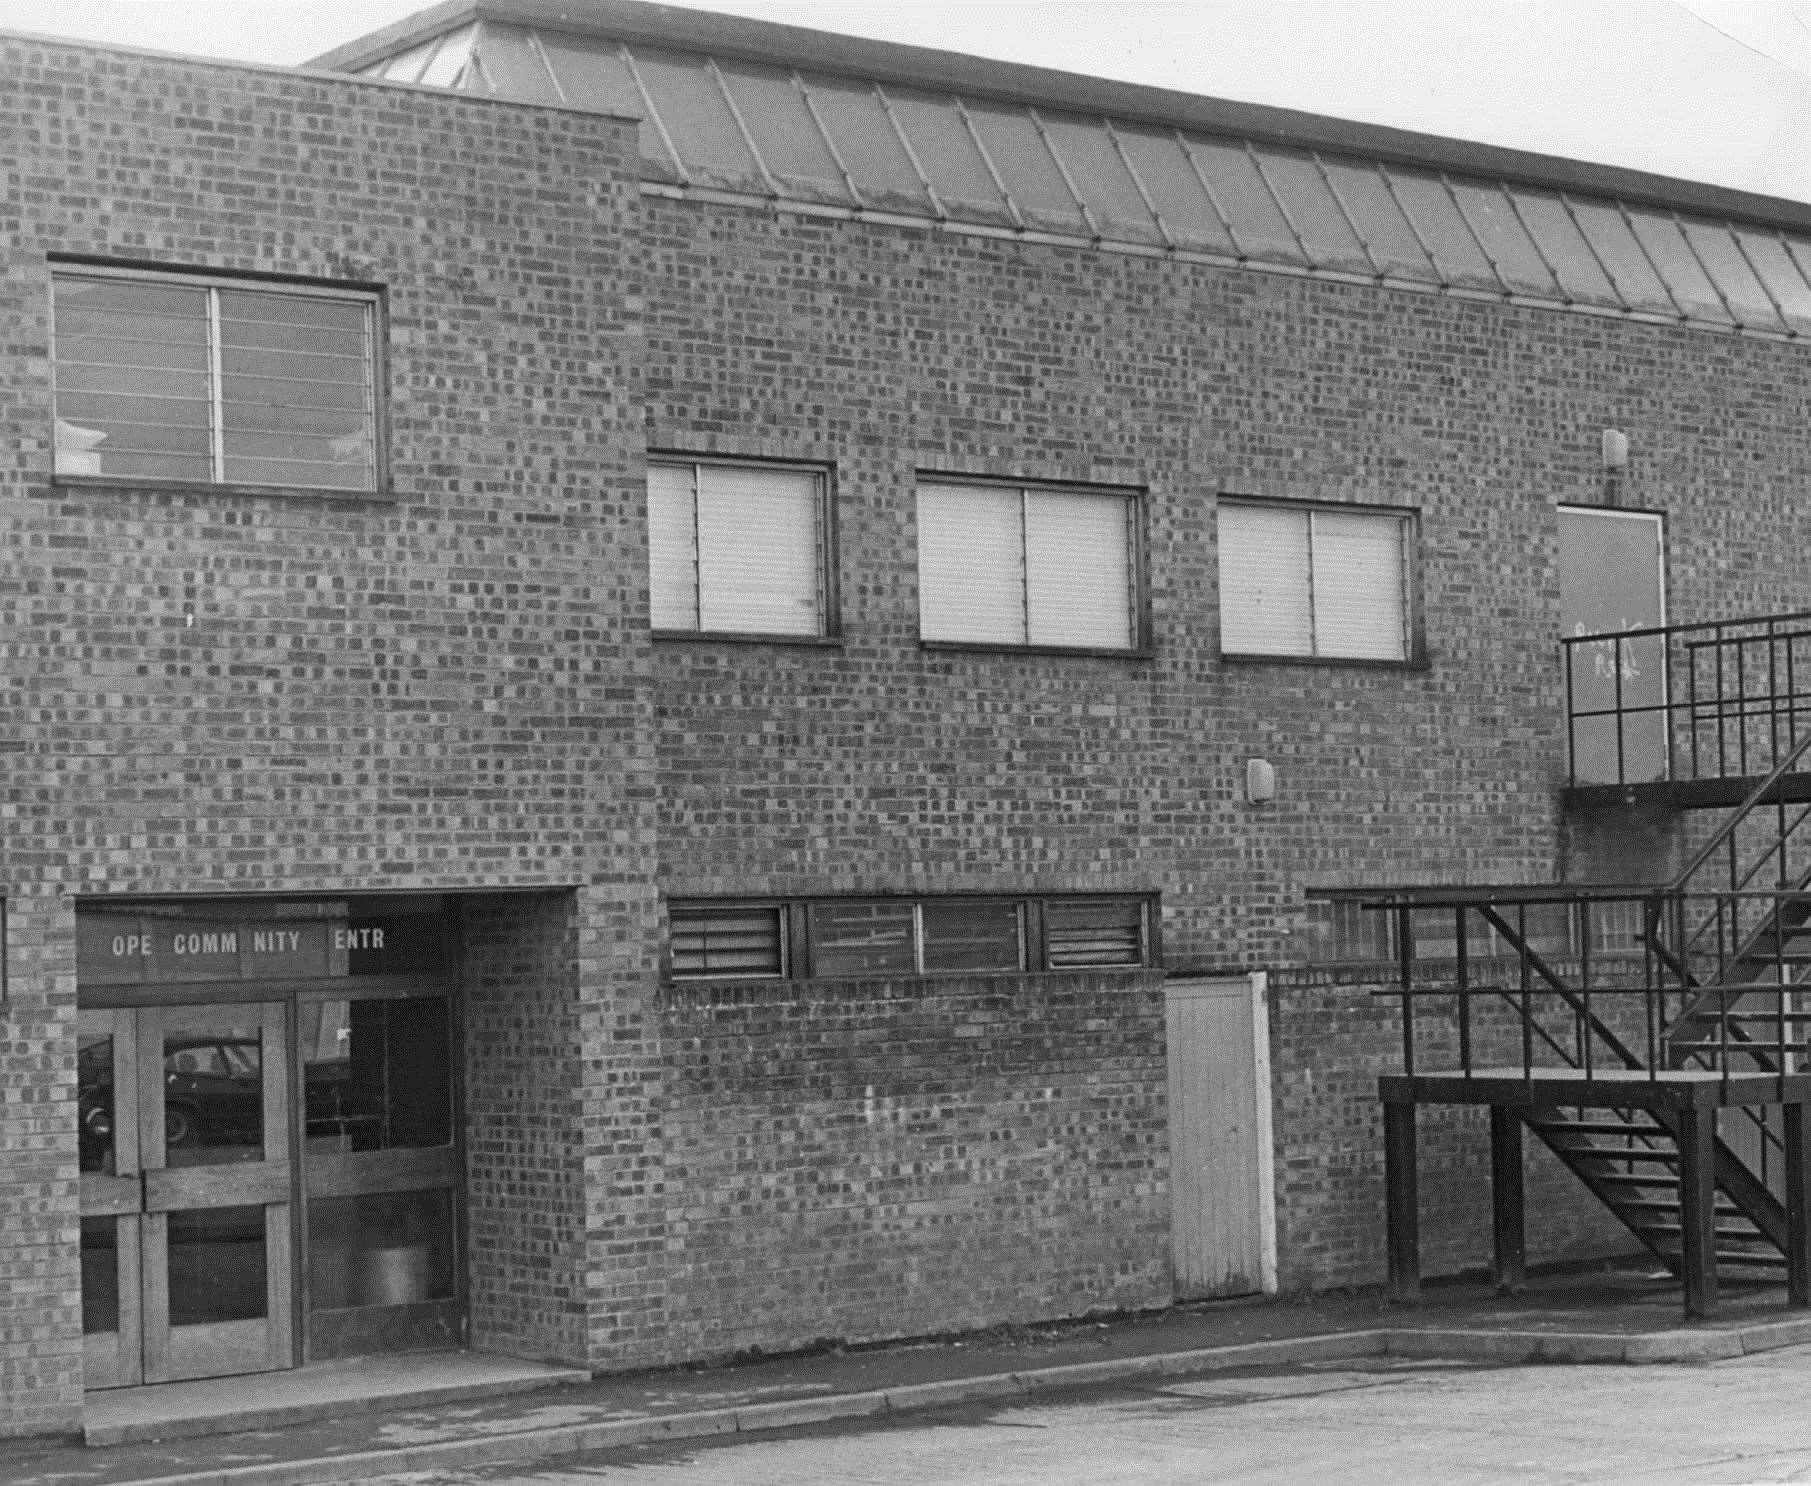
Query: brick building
[[6, 0, 1811, 1438]]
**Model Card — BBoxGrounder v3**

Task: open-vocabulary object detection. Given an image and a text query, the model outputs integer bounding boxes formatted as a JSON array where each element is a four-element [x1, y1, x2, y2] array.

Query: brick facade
[[656, 970, 1170, 1361], [6, 11, 1811, 1441], [0, 38, 652, 1433]]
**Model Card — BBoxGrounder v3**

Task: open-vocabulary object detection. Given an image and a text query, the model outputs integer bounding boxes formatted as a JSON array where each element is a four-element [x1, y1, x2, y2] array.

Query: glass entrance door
[[79, 1004, 293, 1387]]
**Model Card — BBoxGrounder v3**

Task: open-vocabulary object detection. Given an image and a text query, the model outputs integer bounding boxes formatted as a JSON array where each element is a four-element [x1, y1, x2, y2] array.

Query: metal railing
[[1564, 610, 1811, 789], [1372, 886, 1809, 1094]]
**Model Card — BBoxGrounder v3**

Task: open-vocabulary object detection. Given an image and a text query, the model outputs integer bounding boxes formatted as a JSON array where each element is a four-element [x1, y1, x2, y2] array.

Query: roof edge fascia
[[308, 0, 1811, 232]]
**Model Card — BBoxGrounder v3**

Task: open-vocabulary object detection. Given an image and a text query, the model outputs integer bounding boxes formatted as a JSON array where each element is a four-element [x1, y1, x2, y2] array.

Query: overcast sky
[[8, 0, 1811, 204]]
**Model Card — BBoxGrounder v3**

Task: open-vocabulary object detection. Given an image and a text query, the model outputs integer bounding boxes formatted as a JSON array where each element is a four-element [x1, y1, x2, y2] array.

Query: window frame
[[1216, 495, 1424, 667], [668, 900, 790, 981], [647, 453, 840, 644], [915, 475, 1150, 657], [1303, 892, 1640, 967], [48, 259, 388, 499], [665, 893, 1158, 984]]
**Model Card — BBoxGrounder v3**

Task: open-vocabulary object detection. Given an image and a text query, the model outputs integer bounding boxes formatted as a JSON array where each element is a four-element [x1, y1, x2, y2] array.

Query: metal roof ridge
[[307, 0, 1811, 233], [0, 20, 640, 124]]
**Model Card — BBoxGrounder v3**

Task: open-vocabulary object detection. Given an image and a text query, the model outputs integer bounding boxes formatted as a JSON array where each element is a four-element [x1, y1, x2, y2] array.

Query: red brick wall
[[0, 896, 82, 1437], [639, 195, 1811, 1309], [641, 197, 1811, 961], [10, 25, 1811, 1437], [462, 893, 588, 1364], [0, 39, 651, 1433], [1268, 968, 1634, 1289], [655, 970, 1170, 1360]]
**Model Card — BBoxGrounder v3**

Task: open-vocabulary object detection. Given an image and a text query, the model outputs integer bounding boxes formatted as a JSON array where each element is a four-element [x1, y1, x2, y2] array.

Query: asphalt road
[[355, 1345, 1811, 1484]]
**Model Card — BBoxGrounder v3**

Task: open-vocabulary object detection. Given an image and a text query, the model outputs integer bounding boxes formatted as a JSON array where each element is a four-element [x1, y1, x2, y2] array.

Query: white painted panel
[[1165, 973, 1275, 1299]]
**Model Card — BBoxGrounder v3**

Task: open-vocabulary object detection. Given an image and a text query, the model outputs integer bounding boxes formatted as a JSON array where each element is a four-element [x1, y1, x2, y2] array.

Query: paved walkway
[[9, 1266, 1811, 1486]]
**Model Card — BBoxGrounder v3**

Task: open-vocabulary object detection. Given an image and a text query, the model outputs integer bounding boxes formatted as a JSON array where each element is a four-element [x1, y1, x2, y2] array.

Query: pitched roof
[[312, 0, 1811, 341]]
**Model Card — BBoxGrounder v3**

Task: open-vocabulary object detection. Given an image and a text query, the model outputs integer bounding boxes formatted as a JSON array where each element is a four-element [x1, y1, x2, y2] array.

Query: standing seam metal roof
[[345, 14, 1811, 343]]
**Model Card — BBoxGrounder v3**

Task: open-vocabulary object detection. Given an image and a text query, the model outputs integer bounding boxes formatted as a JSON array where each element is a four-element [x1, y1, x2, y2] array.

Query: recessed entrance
[[77, 897, 463, 1390]]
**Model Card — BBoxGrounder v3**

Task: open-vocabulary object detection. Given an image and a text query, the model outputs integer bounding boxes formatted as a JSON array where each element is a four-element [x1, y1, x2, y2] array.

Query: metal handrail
[[1377, 887, 1810, 1087], [1667, 730, 1811, 892], [1564, 610, 1811, 789]]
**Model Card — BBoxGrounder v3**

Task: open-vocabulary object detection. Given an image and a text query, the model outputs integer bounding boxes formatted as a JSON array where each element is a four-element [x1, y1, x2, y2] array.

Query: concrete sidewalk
[[11, 1265, 1811, 1486]]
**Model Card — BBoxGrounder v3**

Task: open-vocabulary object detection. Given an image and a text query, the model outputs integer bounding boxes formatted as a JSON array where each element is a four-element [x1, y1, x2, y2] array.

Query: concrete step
[[82, 1350, 589, 1447]]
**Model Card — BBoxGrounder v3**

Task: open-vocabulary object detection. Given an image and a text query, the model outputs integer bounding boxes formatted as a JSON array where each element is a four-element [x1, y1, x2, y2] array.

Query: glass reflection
[[308, 1190, 456, 1311], [78, 1034, 115, 1174], [160, 1011, 264, 1165], [302, 997, 451, 1151], [167, 1205, 267, 1325], [81, 1217, 119, 1334]]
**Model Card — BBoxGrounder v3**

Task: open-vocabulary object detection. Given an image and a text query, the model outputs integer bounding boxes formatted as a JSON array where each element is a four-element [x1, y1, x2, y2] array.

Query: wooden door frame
[[138, 1000, 294, 1384], [78, 1007, 143, 1390]]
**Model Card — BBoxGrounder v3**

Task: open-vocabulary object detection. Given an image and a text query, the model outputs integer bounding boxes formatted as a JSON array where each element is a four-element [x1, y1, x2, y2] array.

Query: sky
[[7, 0, 1811, 205]]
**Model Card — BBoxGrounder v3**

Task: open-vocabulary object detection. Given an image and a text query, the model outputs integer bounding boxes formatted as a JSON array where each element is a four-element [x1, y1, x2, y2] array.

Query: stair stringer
[[1520, 1104, 1787, 1275]]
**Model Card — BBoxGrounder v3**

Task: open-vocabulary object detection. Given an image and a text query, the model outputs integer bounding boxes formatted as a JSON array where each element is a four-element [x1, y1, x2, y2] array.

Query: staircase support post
[[1384, 1098, 1419, 1304], [1787, 1100, 1811, 1307], [1490, 1107, 1526, 1294], [1677, 1101, 1719, 1319]]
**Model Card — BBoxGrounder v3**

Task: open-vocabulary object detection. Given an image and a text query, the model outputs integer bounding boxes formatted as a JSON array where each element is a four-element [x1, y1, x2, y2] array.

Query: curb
[[102, 1320, 1811, 1486]]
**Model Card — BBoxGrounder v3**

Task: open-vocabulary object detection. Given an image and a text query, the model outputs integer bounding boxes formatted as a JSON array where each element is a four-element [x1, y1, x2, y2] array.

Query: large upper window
[[1217, 499, 1414, 662], [51, 267, 380, 492], [917, 480, 1141, 651], [648, 459, 830, 637]]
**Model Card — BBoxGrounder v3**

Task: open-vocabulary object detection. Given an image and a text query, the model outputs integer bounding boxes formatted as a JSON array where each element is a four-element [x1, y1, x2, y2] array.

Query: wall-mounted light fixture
[[1246, 758, 1276, 805], [1600, 429, 1629, 508]]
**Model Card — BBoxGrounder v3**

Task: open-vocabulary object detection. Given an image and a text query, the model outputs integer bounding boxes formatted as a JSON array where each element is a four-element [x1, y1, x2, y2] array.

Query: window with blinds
[[51, 268, 379, 492], [809, 901, 917, 977], [1045, 898, 1146, 967], [648, 460, 828, 636], [917, 481, 1139, 650], [1217, 500, 1413, 661], [669, 904, 785, 978], [667, 895, 1151, 981]]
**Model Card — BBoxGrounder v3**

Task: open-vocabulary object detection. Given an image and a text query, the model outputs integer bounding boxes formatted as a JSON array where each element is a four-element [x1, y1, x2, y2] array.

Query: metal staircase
[[1521, 1107, 1786, 1279], [1375, 612, 1811, 1317]]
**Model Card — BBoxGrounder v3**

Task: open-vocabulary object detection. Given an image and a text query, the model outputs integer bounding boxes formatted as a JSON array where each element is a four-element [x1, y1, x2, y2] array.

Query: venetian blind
[[1217, 502, 1313, 655], [1046, 898, 1145, 967], [670, 905, 784, 977], [51, 274, 377, 491], [695, 465, 823, 635], [1311, 510, 1406, 660], [647, 462, 699, 629], [917, 484, 1026, 643], [1025, 491, 1133, 648]]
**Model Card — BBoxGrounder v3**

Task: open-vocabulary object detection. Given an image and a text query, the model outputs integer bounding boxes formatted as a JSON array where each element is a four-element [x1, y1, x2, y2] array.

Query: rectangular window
[[667, 895, 1150, 981], [809, 901, 917, 977], [1304, 895, 1636, 965], [51, 267, 380, 492], [920, 900, 1024, 972], [1045, 897, 1147, 967], [669, 904, 785, 978], [917, 481, 1140, 650], [649, 460, 829, 636], [1217, 499, 1412, 661]]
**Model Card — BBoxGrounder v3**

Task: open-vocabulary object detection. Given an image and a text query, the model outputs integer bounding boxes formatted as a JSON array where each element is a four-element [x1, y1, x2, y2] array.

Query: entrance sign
[[79, 910, 393, 985], [1558, 507, 1668, 785]]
